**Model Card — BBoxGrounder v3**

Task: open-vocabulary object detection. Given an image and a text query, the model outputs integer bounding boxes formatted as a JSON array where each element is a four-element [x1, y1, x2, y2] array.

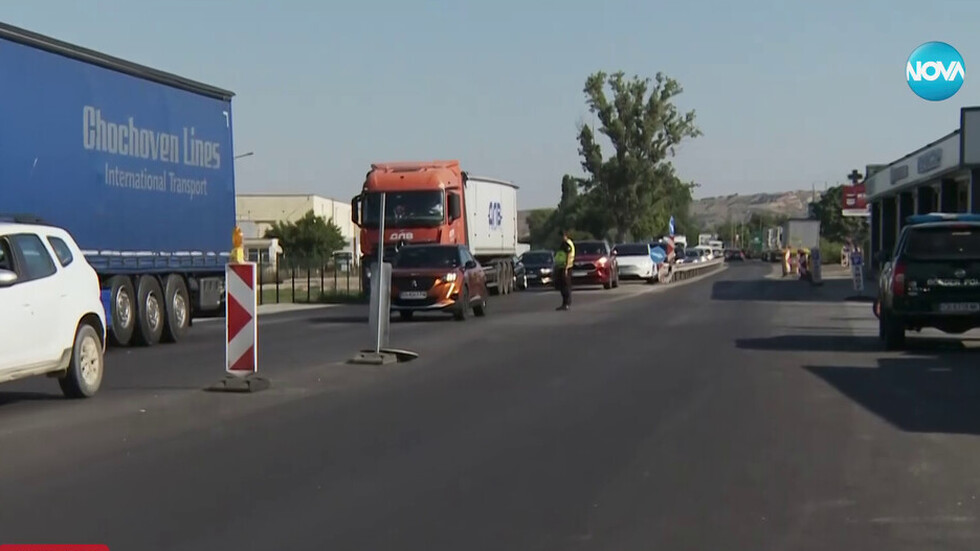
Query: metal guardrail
[[668, 258, 724, 282]]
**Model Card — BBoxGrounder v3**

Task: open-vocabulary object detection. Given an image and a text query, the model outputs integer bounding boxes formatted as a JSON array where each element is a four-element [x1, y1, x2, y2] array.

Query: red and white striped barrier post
[[226, 262, 257, 375], [207, 228, 269, 393]]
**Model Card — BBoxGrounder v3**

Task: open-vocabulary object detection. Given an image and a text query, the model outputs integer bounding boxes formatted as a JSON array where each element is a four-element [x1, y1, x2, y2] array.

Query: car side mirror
[[464, 260, 477, 270], [0, 269, 18, 287], [448, 193, 461, 221]]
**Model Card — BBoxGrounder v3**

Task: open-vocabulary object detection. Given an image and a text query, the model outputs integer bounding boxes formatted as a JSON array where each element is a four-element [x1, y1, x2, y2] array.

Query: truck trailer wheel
[[488, 263, 501, 296], [161, 274, 190, 343], [134, 275, 165, 346], [107, 276, 136, 347]]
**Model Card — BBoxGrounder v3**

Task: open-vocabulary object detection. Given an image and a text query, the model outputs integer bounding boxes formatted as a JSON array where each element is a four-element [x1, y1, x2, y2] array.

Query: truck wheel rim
[[147, 294, 162, 331], [117, 289, 133, 328], [173, 293, 188, 327], [79, 335, 101, 386]]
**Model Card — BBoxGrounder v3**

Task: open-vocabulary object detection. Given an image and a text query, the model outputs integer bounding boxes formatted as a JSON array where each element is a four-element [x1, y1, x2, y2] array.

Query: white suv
[[0, 221, 106, 397]]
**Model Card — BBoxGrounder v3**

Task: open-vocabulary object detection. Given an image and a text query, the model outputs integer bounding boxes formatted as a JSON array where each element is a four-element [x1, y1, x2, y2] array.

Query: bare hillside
[[691, 190, 819, 228]]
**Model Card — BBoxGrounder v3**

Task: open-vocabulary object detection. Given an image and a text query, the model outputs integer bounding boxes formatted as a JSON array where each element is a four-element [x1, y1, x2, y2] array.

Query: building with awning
[[865, 106, 980, 267]]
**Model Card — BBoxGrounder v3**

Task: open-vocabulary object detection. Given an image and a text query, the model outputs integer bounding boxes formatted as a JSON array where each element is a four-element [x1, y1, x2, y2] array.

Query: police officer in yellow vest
[[554, 229, 575, 310]]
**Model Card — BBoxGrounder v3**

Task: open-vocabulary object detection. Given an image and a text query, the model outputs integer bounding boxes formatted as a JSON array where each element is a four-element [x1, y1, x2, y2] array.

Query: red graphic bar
[[0, 546, 109, 551]]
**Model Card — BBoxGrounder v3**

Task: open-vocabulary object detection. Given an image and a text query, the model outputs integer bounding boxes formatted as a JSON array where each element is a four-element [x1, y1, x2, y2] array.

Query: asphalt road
[[4, 261, 980, 550]]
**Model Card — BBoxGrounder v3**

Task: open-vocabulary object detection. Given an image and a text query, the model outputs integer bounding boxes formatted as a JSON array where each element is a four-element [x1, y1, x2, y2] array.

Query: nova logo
[[488, 201, 503, 230], [906, 41, 965, 101]]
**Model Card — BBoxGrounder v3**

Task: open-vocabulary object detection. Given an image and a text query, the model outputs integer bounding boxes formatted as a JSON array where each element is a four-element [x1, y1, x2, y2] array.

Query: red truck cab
[[351, 161, 465, 288]]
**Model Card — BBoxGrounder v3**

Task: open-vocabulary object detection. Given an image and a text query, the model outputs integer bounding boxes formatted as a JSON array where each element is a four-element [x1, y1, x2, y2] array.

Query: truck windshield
[[362, 191, 445, 228], [394, 246, 460, 269], [904, 225, 980, 261]]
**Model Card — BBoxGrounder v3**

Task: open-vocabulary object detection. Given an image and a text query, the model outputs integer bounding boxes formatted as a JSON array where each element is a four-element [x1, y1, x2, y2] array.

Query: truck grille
[[392, 276, 436, 290]]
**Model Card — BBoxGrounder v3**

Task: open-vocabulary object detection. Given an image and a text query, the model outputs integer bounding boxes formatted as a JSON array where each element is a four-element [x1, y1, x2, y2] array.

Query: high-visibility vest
[[554, 250, 566, 267], [554, 238, 575, 269]]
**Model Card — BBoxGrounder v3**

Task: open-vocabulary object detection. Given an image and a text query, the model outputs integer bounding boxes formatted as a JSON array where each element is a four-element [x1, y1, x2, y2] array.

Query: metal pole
[[375, 192, 386, 353]]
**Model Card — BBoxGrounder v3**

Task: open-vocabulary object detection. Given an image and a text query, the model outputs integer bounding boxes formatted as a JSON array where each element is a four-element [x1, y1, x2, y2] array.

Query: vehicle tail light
[[892, 261, 907, 296]]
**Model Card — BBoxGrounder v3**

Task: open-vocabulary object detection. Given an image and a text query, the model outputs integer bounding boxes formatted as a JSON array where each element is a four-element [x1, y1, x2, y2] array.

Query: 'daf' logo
[[488, 201, 503, 230], [906, 41, 965, 101]]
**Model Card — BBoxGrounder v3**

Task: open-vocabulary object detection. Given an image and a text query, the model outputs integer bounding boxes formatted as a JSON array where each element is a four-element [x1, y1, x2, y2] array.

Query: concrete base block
[[348, 351, 398, 365], [347, 348, 419, 365], [205, 374, 271, 393]]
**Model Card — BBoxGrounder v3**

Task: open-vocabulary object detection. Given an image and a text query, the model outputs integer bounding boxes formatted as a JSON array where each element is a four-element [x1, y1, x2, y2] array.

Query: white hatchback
[[0, 221, 106, 397]]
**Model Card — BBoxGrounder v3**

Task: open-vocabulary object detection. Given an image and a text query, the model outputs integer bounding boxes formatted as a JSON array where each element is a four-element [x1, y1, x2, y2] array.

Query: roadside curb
[[196, 302, 344, 323]]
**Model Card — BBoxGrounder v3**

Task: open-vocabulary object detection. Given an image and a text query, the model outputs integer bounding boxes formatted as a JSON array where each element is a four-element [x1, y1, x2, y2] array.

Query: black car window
[[521, 252, 553, 264], [904, 225, 980, 260], [394, 246, 460, 269], [47, 236, 74, 267], [10, 233, 58, 280], [0, 239, 14, 272], [613, 244, 649, 256], [576, 242, 607, 255]]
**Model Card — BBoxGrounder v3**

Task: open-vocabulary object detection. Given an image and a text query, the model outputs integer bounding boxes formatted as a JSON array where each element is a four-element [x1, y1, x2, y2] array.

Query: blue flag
[[668, 216, 676, 237]]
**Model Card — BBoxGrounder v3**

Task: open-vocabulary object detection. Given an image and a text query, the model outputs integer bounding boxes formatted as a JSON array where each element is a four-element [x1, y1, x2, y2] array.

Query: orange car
[[390, 244, 488, 321]]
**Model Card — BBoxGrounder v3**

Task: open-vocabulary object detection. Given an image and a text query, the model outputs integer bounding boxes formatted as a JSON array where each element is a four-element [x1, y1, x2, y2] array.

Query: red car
[[389, 244, 488, 321], [570, 240, 619, 289]]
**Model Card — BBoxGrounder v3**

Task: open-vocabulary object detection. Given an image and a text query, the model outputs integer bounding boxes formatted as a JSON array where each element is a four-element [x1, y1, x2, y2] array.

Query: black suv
[[877, 213, 980, 349]]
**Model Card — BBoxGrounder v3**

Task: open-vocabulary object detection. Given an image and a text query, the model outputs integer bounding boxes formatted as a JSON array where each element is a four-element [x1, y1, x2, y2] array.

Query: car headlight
[[540, 267, 552, 274], [443, 272, 458, 282]]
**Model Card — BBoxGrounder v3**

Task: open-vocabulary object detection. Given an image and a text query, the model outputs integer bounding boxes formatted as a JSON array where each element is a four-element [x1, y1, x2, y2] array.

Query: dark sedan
[[520, 250, 556, 286]]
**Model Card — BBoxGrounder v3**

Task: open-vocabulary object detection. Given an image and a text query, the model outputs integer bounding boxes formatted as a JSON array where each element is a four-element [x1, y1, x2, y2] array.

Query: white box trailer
[[462, 175, 520, 294], [783, 218, 821, 249]]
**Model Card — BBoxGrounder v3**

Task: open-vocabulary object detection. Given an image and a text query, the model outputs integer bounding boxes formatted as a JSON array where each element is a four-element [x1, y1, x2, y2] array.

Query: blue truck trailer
[[0, 22, 236, 347]]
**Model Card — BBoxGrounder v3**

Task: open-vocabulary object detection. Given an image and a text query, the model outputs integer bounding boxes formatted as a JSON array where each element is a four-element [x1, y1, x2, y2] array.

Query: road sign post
[[206, 251, 270, 392], [349, 192, 417, 365], [369, 261, 391, 352], [851, 251, 865, 292], [810, 247, 823, 286]]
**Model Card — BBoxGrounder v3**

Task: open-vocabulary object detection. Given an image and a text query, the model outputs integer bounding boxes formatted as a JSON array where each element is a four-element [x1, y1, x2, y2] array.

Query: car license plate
[[399, 291, 428, 300], [572, 270, 588, 277], [939, 302, 980, 313]]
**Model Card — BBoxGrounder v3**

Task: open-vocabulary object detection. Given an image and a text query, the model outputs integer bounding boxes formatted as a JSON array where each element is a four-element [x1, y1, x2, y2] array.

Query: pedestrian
[[554, 229, 575, 310]]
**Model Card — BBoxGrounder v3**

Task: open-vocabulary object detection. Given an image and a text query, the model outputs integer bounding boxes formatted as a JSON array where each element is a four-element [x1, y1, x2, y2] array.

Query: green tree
[[576, 71, 702, 242], [264, 210, 347, 266], [811, 185, 868, 244]]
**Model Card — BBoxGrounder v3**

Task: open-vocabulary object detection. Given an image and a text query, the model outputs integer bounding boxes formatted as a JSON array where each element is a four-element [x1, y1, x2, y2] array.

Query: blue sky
[[4, 0, 980, 208]]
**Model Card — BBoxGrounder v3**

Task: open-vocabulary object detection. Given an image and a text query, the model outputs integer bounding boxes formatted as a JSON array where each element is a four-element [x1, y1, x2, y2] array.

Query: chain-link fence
[[256, 254, 363, 305]]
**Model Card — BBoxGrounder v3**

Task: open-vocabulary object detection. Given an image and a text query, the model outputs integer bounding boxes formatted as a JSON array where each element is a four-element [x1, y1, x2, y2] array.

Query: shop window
[[958, 181, 970, 213]]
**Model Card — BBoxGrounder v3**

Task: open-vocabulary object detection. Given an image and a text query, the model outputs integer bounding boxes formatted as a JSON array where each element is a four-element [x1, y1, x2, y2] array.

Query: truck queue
[[0, 21, 726, 397]]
